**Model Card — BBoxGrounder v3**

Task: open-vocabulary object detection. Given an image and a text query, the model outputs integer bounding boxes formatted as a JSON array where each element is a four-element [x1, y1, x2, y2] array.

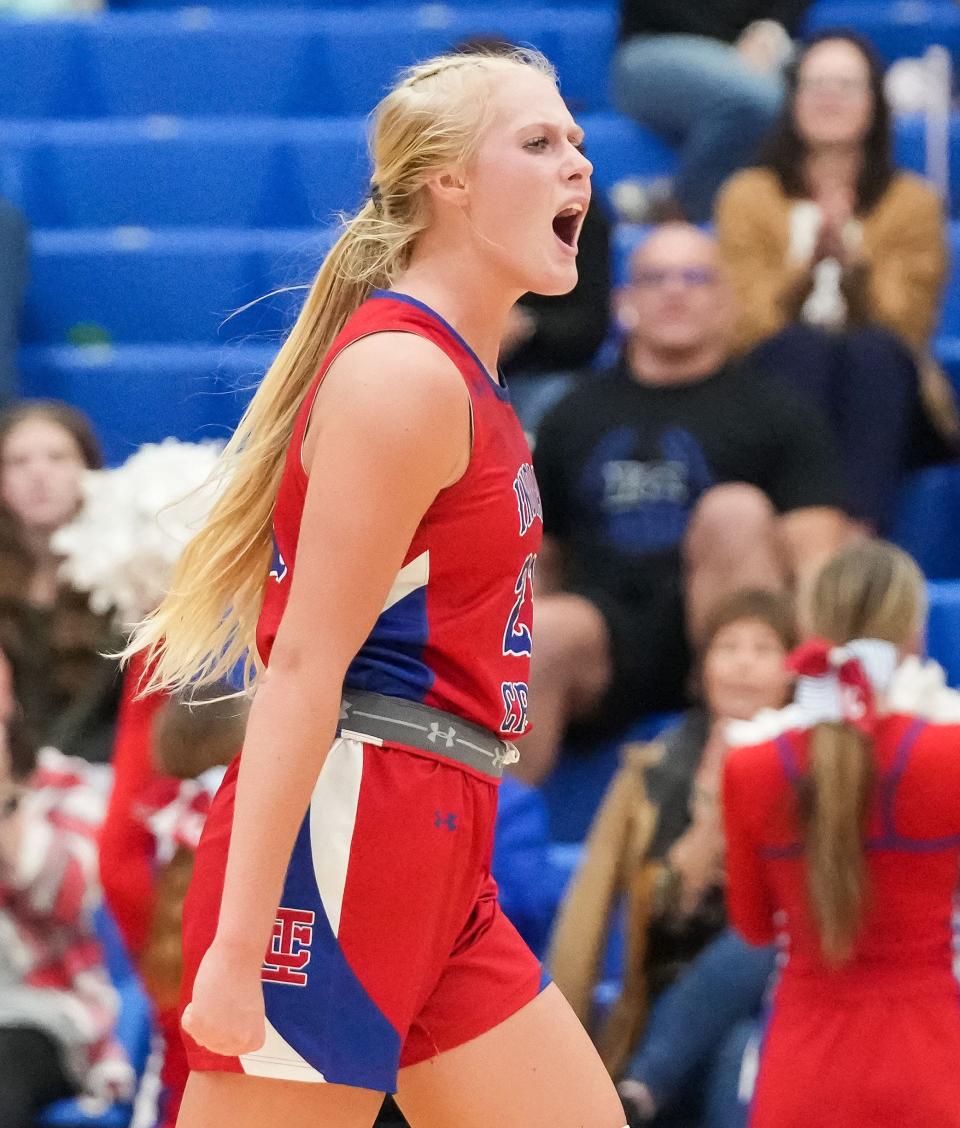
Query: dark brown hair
[[760, 30, 895, 212], [6, 706, 38, 781], [0, 400, 103, 471], [701, 588, 797, 657]]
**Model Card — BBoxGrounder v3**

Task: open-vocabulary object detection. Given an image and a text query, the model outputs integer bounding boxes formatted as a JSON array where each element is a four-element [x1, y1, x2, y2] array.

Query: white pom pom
[[52, 439, 226, 629]]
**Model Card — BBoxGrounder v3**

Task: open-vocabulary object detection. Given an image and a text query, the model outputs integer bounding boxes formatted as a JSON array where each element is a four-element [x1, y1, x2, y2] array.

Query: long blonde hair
[[123, 48, 556, 697], [800, 540, 924, 963]]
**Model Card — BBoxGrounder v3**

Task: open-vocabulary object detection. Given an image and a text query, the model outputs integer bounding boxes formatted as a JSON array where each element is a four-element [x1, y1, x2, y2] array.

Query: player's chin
[[524, 259, 579, 298]]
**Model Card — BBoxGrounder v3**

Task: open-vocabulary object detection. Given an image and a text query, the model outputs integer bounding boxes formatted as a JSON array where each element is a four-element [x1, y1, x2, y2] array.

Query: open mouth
[[552, 206, 582, 249]]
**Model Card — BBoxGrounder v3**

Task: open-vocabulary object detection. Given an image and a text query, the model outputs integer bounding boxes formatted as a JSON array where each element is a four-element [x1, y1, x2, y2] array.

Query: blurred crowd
[[0, 3, 959, 1128]]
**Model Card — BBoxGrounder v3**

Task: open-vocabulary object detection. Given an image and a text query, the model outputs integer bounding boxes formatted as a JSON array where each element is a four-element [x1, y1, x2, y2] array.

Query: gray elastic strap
[[337, 690, 519, 779]]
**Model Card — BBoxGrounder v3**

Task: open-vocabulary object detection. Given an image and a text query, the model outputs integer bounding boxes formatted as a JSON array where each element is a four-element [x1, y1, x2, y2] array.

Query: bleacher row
[[5, 1, 960, 1124], [0, 1, 957, 667]]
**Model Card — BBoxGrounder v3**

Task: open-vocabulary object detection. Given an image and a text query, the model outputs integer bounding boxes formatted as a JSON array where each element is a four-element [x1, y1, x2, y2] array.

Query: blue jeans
[[611, 35, 783, 222], [0, 198, 28, 402], [751, 322, 922, 531], [625, 929, 775, 1127]]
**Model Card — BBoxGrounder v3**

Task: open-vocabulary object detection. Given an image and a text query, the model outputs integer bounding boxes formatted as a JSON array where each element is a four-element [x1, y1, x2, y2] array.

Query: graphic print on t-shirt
[[577, 424, 715, 555]]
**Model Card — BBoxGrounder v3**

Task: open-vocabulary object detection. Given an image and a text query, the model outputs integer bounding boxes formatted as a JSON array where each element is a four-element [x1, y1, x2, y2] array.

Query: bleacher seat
[[804, 1, 960, 67], [23, 228, 329, 345], [892, 467, 960, 580], [20, 343, 265, 464], [0, 119, 370, 229], [893, 114, 960, 219], [581, 113, 676, 197], [927, 580, 960, 687], [113, 0, 618, 9], [0, 8, 616, 118]]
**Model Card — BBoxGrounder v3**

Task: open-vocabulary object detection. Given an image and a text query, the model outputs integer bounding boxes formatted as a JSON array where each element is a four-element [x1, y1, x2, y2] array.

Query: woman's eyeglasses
[[796, 75, 870, 97]]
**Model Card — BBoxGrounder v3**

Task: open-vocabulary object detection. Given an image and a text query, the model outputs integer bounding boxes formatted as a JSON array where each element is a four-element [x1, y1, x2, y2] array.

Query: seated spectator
[[0, 400, 123, 761], [548, 590, 794, 1124], [0, 703, 134, 1128], [0, 197, 27, 405], [715, 31, 957, 533], [521, 223, 847, 784], [611, 1, 809, 222]]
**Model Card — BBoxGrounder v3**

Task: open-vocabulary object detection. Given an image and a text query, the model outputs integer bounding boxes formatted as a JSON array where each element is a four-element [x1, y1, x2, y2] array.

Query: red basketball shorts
[[180, 737, 547, 1092]]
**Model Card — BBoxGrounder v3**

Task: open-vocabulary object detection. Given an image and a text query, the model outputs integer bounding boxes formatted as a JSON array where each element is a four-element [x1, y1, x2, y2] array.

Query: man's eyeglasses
[[630, 267, 717, 289]]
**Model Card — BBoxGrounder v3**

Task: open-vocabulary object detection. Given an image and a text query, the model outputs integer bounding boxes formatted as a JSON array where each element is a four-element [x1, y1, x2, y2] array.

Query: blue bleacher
[[20, 343, 265, 465], [804, 0, 960, 66], [22, 228, 331, 346], [892, 467, 960, 579], [928, 580, 960, 687], [0, 119, 370, 229], [0, 8, 616, 118]]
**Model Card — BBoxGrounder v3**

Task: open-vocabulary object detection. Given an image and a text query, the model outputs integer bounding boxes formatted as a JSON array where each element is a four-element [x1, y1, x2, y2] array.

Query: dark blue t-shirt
[[533, 359, 842, 601]]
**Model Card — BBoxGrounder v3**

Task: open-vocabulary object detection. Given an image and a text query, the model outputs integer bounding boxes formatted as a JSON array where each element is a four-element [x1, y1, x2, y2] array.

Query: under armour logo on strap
[[427, 722, 457, 748], [434, 811, 458, 831]]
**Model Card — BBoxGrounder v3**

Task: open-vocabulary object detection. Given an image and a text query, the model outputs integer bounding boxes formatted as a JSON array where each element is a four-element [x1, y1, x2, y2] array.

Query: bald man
[[518, 224, 848, 784]]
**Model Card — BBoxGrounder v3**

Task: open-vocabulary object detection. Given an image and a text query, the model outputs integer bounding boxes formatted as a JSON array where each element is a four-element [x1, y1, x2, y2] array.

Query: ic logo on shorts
[[262, 908, 316, 986]]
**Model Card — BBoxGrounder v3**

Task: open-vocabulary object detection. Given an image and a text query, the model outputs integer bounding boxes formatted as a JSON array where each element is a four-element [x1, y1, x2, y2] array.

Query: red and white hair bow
[[786, 638, 899, 737]]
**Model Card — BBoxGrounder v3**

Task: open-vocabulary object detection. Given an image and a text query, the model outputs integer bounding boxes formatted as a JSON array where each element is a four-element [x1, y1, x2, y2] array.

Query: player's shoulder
[[331, 328, 461, 382], [320, 330, 469, 423]]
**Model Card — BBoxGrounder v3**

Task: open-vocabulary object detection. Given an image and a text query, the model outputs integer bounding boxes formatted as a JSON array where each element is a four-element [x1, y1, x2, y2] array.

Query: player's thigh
[[176, 1070, 384, 1128], [394, 983, 627, 1128]]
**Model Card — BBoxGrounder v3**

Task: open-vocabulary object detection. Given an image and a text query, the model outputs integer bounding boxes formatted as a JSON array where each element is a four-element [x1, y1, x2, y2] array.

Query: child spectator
[[548, 589, 794, 1124]]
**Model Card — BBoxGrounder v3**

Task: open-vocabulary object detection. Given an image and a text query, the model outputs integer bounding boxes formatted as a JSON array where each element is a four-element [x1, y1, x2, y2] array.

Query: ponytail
[[120, 47, 556, 697], [799, 722, 876, 963]]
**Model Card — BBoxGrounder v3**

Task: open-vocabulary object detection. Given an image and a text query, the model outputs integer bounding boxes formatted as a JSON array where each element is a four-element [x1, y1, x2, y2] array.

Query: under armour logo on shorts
[[434, 811, 458, 831], [262, 908, 316, 986]]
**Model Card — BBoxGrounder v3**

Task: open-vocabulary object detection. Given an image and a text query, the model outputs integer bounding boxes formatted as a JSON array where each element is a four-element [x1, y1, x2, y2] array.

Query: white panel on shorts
[[309, 736, 364, 938], [382, 550, 429, 612], [240, 1016, 327, 1083]]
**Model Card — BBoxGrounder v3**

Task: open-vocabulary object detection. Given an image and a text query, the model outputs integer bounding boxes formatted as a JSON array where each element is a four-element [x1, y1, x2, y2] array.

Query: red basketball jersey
[[256, 290, 542, 738]]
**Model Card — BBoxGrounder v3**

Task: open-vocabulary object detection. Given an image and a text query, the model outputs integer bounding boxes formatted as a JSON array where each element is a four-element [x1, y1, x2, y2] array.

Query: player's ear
[[425, 166, 468, 210]]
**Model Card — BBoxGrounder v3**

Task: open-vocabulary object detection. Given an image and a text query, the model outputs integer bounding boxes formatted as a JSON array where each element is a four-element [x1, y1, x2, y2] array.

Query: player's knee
[[686, 483, 776, 567]]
